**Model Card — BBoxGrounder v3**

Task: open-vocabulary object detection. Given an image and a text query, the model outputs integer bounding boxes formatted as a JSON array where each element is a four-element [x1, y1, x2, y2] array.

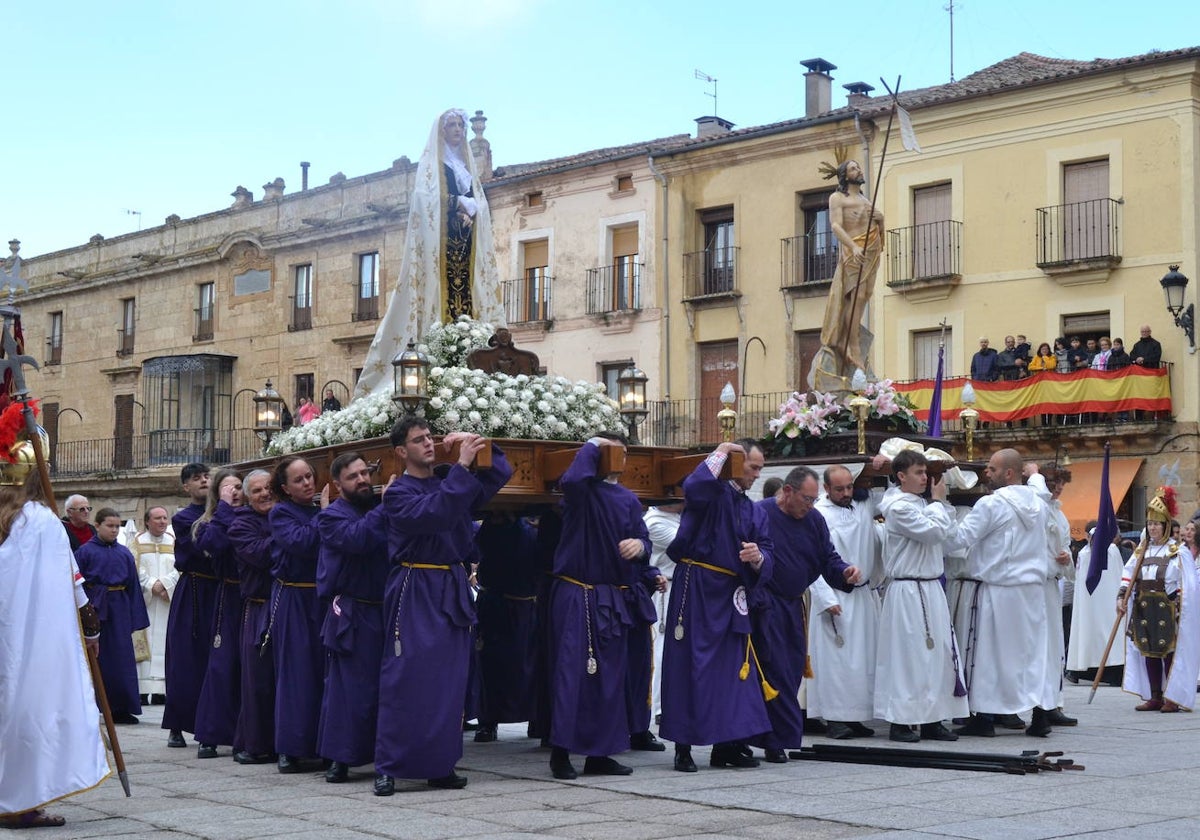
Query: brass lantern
[[392, 340, 431, 415], [252, 379, 284, 449], [617, 365, 648, 443]]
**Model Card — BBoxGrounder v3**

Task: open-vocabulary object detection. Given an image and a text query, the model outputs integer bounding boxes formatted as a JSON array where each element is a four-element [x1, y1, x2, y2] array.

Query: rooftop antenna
[[124, 209, 143, 231], [945, 1, 958, 82], [694, 69, 718, 115]]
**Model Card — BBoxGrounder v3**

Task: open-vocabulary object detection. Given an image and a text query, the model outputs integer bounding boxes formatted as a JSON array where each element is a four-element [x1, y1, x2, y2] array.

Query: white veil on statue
[[354, 108, 504, 398]]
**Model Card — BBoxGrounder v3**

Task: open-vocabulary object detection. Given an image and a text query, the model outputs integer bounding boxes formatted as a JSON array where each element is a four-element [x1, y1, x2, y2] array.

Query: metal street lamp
[[617, 365, 648, 444], [392, 340, 431, 415], [252, 379, 283, 450], [1160, 264, 1195, 351]]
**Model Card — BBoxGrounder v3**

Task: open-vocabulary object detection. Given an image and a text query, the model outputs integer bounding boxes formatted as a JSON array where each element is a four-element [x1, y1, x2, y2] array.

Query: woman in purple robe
[[266, 456, 324, 773], [227, 469, 276, 764], [76, 507, 150, 723], [193, 469, 245, 758]]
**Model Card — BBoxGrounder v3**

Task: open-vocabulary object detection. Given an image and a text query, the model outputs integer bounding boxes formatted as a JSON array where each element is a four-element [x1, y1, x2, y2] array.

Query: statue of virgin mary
[[354, 108, 504, 398]]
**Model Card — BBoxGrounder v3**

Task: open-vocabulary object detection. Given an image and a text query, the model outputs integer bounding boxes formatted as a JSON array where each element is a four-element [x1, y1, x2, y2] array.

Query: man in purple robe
[[75, 507, 150, 724], [750, 466, 860, 762], [547, 434, 651, 779], [625, 561, 666, 752], [661, 438, 774, 772], [162, 463, 214, 748], [374, 420, 511, 795], [473, 512, 539, 744], [227, 469, 276, 764], [315, 452, 390, 784]]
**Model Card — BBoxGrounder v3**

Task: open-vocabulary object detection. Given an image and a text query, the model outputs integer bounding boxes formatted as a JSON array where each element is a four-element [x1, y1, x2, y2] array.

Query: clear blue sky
[[3, 0, 1196, 258]]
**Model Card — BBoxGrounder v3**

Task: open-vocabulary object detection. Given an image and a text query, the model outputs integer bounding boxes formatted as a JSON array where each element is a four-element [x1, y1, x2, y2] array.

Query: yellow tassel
[[747, 636, 780, 702], [739, 637, 751, 680], [804, 655, 814, 679], [761, 678, 779, 701]]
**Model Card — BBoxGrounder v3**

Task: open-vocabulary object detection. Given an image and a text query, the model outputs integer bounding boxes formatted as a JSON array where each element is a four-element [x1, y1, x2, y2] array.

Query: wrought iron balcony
[[780, 232, 838, 289], [193, 309, 214, 342], [683, 246, 739, 300], [351, 298, 378, 322], [1036, 198, 1122, 269], [504, 269, 553, 323], [289, 306, 313, 332], [887, 220, 963, 285], [116, 328, 135, 357], [586, 258, 642, 314]]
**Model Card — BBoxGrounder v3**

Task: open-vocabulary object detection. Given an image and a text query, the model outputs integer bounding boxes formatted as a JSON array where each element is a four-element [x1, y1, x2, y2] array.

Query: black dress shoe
[[550, 747, 577, 780], [1063, 670, 1080, 685], [1046, 708, 1078, 726], [277, 754, 303, 774], [762, 748, 788, 764], [427, 772, 468, 789], [673, 746, 697, 773], [889, 724, 920, 743], [1026, 708, 1052, 738], [583, 756, 633, 776], [802, 716, 827, 735], [167, 730, 186, 748], [113, 712, 139, 725], [710, 744, 759, 768], [920, 722, 958, 741], [373, 774, 395, 796], [197, 744, 218, 759], [630, 730, 666, 751], [233, 751, 274, 765], [847, 722, 875, 737], [825, 722, 854, 740], [996, 713, 1026, 729], [954, 715, 996, 738], [325, 761, 349, 783], [474, 725, 497, 743]]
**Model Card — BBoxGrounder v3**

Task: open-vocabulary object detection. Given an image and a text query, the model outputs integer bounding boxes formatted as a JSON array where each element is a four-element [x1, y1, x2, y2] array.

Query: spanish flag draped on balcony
[[894, 367, 1171, 424]]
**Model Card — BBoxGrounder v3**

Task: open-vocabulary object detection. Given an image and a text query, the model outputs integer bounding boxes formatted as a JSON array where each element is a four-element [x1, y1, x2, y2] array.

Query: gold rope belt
[[278, 580, 316, 589], [190, 572, 218, 581], [678, 557, 737, 577], [246, 597, 266, 605], [503, 594, 538, 602], [106, 585, 127, 591], [223, 578, 241, 586], [401, 562, 453, 570], [554, 574, 628, 591]]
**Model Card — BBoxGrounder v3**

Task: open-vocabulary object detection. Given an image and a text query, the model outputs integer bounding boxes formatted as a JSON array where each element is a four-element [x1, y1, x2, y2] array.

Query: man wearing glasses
[[748, 467, 861, 763], [61, 495, 97, 551]]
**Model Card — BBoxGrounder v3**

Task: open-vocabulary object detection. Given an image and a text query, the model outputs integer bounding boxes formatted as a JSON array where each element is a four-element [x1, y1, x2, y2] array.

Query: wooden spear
[[1088, 534, 1145, 704]]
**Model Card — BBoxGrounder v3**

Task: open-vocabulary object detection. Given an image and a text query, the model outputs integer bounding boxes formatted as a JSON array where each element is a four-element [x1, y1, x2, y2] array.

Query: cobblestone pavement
[[40, 683, 1200, 839]]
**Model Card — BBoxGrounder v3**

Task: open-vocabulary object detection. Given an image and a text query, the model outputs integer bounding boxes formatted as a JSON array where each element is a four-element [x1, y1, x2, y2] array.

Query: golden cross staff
[[837, 76, 901, 378], [0, 289, 133, 797]]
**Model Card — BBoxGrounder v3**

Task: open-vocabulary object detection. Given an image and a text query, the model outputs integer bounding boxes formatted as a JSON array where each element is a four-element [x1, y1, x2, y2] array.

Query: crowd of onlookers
[[970, 326, 1163, 382]]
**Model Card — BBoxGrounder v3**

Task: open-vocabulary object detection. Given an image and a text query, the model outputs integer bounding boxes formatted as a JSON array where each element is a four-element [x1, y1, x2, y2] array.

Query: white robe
[[945, 485, 1056, 714], [874, 488, 968, 725], [1122, 541, 1200, 709], [1, 502, 109, 815], [807, 494, 882, 722], [1067, 543, 1126, 670], [1030, 474, 1073, 707], [643, 506, 680, 719], [134, 531, 177, 695]]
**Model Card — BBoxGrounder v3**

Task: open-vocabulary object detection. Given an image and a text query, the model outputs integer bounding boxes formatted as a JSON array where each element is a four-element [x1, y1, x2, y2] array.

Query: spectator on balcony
[[995, 336, 1026, 381], [1084, 338, 1099, 365], [1014, 335, 1032, 366], [1090, 337, 1113, 371], [1066, 336, 1090, 372], [1131, 325, 1163, 368], [970, 338, 998, 382], [296, 397, 319, 425], [1027, 343, 1056, 374], [1053, 338, 1071, 373], [1108, 338, 1131, 370]]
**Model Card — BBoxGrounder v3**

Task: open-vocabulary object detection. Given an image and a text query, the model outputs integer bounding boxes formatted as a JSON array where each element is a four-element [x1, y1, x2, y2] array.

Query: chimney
[[694, 115, 735, 139], [843, 81, 875, 109], [800, 58, 837, 117], [469, 110, 493, 180], [300, 161, 310, 191]]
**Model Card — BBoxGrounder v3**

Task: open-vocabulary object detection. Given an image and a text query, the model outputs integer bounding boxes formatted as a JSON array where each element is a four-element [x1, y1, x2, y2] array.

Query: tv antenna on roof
[[124, 209, 143, 231], [945, 1, 958, 82], [694, 69, 718, 115]]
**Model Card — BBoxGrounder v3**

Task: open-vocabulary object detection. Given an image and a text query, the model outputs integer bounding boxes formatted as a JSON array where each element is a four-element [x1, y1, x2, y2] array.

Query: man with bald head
[[944, 448, 1059, 738], [808, 461, 886, 739]]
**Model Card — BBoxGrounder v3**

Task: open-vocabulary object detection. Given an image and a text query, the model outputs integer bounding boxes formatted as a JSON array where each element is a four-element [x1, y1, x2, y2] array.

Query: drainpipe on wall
[[648, 154, 670, 400]]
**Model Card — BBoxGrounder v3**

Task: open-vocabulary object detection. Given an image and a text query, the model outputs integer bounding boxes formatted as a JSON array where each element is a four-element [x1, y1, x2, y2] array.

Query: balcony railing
[[503, 271, 553, 323], [683, 246, 739, 300], [1036, 198, 1121, 268], [643, 391, 792, 448], [586, 259, 642, 314], [117, 328, 135, 357], [289, 307, 313, 332], [352, 297, 379, 322], [51, 428, 266, 477], [887, 220, 963, 285], [780, 233, 838, 289], [46, 340, 62, 366], [193, 309, 213, 342]]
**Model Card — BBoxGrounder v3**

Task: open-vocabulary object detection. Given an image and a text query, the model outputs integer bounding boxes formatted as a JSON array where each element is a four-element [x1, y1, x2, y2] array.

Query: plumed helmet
[[1146, 485, 1178, 524]]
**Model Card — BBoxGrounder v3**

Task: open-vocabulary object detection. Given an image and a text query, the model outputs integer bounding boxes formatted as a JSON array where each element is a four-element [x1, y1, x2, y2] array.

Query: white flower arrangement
[[267, 316, 623, 454]]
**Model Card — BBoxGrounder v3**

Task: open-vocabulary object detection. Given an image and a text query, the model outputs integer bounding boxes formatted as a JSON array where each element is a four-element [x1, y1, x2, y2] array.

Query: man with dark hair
[[374, 420, 511, 794], [546, 432, 651, 780], [316, 452, 391, 784], [1065, 336, 1089, 372], [750, 466, 860, 762], [661, 438, 773, 772], [162, 462, 214, 749], [809, 462, 885, 739], [875, 450, 967, 742]]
